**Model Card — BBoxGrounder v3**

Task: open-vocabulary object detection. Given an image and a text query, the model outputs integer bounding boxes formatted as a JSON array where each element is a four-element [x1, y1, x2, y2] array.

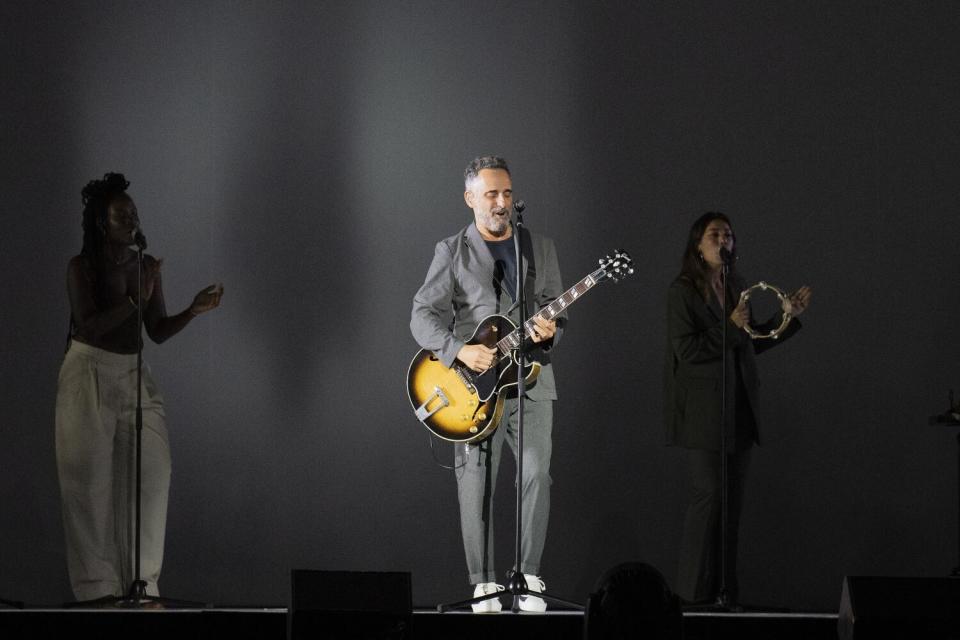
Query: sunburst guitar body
[[407, 314, 540, 443]]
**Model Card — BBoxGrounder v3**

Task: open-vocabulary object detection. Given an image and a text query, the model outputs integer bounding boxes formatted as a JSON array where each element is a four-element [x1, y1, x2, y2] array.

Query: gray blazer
[[410, 222, 565, 401]]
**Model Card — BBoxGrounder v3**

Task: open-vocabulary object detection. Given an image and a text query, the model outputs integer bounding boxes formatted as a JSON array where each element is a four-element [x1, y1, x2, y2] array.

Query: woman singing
[[664, 212, 811, 606], [56, 172, 223, 602]]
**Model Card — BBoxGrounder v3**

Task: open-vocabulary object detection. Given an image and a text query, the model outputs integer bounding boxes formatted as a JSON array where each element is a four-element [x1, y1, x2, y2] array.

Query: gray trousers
[[676, 448, 751, 602], [455, 397, 553, 585], [55, 340, 171, 601]]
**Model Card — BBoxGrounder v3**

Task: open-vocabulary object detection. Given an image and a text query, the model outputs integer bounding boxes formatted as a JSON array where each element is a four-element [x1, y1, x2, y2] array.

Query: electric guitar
[[407, 250, 634, 443]]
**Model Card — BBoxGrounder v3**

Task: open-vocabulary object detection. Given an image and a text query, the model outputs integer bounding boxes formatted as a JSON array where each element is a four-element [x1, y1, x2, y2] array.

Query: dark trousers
[[676, 448, 751, 603]]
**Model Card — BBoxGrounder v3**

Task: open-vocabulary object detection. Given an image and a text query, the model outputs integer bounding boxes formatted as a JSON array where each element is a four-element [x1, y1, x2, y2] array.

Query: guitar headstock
[[598, 250, 634, 282]]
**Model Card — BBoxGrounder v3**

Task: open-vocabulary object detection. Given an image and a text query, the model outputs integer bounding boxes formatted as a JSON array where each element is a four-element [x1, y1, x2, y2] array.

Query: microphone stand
[[125, 242, 148, 603], [442, 202, 582, 613], [115, 242, 205, 608], [716, 256, 731, 609], [927, 391, 960, 576], [118, 242, 205, 609], [683, 252, 735, 613]]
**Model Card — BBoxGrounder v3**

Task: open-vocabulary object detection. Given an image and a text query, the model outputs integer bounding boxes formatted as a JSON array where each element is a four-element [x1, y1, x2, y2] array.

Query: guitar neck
[[496, 267, 606, 353]]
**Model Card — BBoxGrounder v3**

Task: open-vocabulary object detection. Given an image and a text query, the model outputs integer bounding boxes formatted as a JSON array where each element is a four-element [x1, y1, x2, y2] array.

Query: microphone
[[513, 200, 525, 214], [719, 247, 733, 265], [133, 229, 148, 251]]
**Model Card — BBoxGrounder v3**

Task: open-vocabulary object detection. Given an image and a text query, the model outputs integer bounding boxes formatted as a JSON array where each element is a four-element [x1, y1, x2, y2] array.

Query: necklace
[[107, 247, 130, 266]]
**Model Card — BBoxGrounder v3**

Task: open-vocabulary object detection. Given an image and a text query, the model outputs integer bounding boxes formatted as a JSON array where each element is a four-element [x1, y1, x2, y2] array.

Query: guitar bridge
[[414, 385, 450, 421]]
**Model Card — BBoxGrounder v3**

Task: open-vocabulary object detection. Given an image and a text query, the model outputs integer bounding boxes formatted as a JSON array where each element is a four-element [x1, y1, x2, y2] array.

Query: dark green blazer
[[663, 274, 800, 451]]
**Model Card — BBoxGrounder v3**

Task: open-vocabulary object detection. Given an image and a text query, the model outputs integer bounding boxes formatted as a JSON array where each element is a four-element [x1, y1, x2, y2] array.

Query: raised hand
[[189, 283, 224, 316], [785, 285, 812, 317]]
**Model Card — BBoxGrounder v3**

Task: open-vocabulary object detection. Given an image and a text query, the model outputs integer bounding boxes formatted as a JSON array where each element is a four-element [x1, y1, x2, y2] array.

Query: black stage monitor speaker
[[289, 570, 412, 640], [838, 576, 960, 640]]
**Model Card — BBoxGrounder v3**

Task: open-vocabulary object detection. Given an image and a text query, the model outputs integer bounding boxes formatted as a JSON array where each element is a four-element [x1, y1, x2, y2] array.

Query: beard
[[478, 208, 511, 236]]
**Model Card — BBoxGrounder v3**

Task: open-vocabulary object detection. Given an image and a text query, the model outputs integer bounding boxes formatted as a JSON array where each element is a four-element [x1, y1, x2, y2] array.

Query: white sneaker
[[471, 582, 504, 613], [518, 574, 547, 612]]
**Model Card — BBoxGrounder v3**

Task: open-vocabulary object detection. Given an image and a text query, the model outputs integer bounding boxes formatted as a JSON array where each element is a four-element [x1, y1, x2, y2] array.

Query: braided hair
[[78, 172, 130, 306]]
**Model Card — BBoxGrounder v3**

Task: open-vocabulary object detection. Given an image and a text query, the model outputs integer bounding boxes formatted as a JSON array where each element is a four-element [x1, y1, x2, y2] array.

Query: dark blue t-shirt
[[485, 238, 518, 302]]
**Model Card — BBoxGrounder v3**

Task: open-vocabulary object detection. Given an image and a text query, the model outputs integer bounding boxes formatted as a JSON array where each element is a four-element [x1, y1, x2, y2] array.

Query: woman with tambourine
[[663, 212, 811, 607]]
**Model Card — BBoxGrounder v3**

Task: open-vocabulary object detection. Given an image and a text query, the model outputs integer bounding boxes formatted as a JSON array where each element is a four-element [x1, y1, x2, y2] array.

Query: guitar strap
[[501, 227, 537, 318], [520, 226, 537, 317], [519, 227, 552, 367], [490, 228, 547, 366]]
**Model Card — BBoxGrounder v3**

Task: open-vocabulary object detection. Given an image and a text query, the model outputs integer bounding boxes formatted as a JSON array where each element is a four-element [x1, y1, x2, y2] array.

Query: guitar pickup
[[415, 385, 450, 421], [452, 365, 477, 394]]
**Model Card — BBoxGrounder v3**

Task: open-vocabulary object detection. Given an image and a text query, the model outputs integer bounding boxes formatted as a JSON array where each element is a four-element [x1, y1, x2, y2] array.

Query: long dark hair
[[678, 211, 737, 300], [68, 172, 131, 344]]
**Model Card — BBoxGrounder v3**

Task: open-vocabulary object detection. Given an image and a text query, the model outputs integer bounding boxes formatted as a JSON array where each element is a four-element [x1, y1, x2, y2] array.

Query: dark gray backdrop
[[2, 0, 958, 610]]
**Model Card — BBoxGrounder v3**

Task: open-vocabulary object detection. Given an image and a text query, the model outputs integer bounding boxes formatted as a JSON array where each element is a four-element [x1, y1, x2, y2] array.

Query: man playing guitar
[[410, 156, 564, 612]]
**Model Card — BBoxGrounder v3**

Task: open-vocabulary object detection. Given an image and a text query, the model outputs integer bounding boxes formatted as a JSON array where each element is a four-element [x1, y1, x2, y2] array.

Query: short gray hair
[[464, 156, 510, 189]]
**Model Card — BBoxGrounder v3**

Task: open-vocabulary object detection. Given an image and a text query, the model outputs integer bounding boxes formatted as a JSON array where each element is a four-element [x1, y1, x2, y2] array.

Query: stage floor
[[0, 606, 839, 640]]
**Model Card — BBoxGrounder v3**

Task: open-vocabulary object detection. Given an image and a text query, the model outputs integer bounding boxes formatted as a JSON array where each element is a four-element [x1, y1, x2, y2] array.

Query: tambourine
[[738, 281, 792, 339]]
